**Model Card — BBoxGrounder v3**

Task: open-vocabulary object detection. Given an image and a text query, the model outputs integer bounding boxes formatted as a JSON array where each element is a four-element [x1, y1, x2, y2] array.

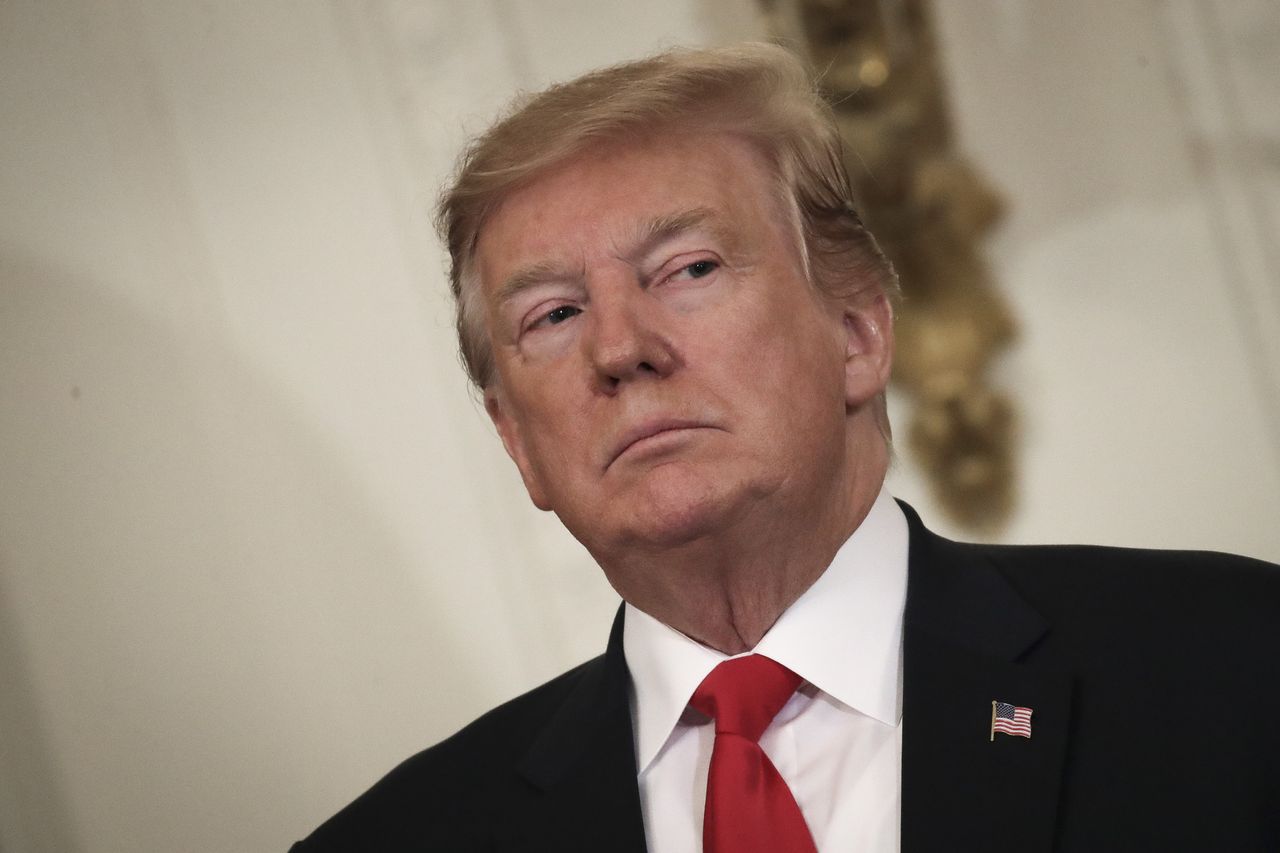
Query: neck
[[601, 440, 888, 655]]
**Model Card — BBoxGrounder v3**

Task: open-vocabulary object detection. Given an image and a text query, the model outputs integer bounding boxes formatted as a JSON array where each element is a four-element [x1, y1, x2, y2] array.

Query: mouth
[[606, 419, 714, 469]]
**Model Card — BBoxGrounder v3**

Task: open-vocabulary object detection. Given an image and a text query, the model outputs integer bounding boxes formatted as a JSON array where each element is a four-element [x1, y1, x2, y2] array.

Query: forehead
[[472, 133, 790, 290]]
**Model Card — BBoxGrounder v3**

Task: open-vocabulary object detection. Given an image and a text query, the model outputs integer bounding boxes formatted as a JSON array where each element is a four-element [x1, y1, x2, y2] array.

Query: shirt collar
[[623, 488, 909, 773]]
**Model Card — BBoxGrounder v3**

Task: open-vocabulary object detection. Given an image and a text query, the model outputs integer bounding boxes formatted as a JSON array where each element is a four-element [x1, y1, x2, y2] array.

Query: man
[[293, 44, 1279, 852]]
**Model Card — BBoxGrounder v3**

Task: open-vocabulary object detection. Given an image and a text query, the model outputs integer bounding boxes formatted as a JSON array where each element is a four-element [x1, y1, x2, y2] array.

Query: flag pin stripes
[[990, 700, 1033, 740]]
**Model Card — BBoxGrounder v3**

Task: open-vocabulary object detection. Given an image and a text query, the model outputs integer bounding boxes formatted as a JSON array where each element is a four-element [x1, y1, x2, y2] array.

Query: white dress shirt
[[623, 488, 909, 853]]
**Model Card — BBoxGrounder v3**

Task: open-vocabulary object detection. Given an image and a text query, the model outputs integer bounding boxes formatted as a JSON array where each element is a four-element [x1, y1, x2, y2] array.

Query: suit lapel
[[503, 608, 648, 852], [899, 503, 1073, 853], [493, 505, 1073, 852]]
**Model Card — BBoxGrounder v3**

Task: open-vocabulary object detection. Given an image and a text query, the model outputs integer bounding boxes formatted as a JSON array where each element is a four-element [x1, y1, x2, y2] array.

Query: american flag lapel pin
[[990, 700, 1033, 741]]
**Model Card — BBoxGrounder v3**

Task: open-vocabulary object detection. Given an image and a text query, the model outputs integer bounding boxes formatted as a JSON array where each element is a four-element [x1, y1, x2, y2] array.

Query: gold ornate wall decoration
[[762, 0, 1019, 530]]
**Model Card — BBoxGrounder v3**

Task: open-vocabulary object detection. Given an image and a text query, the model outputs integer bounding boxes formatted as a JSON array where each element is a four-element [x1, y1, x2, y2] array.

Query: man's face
[[475, 133, 873, 565]]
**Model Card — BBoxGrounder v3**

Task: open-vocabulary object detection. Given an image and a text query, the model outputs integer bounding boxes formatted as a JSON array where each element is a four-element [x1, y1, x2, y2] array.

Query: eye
[[517, 297, 583, 338], [540, 305, 581, 327], [670, 259, 720, 282]]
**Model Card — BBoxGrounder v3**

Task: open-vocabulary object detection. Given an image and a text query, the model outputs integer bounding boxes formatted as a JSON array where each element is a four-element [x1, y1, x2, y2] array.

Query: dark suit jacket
[[293, 504, 1280, 851]]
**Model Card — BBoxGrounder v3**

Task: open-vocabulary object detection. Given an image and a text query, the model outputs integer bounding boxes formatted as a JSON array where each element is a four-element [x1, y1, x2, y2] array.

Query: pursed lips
[[605, 418, 716, 469]]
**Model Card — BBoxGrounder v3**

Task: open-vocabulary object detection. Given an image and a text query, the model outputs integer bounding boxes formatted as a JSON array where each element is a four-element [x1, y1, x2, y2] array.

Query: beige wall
[[0, 1, 1275, 851], [894, 0, 1280, 556]]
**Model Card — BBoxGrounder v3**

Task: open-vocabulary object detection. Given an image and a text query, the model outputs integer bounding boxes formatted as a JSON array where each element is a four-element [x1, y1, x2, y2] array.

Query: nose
[[583, 284, 680, 393]]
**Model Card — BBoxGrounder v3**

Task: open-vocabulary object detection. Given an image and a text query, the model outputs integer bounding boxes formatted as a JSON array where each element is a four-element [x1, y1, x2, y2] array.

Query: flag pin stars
[[990, 700, 1033, 741]]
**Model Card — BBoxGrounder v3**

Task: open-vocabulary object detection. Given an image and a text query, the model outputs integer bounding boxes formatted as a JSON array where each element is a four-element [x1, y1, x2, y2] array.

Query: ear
[[484, 386, 553, 511], [842, 292, 895, 409]]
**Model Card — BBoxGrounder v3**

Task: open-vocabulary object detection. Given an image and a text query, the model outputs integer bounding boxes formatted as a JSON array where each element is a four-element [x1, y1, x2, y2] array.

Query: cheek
[[517, 393, 597, 472], [755, 322, 848, 426]]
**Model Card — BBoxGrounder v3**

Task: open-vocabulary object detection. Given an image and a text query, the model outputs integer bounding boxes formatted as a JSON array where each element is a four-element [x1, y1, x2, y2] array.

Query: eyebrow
[[494, 206, 729, 307], [494, 259, 579, 307], [621, 207, 721, 266]]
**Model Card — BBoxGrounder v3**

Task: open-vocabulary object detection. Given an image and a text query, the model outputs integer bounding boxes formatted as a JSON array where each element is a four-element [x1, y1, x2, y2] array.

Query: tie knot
[[689, 655, 803, 742]]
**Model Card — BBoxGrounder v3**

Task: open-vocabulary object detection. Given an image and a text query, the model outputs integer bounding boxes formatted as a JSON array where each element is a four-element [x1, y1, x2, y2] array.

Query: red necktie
[[690, 655, 817, 853]]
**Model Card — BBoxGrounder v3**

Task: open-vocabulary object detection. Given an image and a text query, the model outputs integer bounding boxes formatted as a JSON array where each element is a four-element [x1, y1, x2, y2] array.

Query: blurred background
[[1, 1, 1277, 851]]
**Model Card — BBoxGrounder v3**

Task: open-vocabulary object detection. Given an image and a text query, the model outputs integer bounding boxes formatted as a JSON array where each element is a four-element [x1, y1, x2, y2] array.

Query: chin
[[613, 462, 756, 549]]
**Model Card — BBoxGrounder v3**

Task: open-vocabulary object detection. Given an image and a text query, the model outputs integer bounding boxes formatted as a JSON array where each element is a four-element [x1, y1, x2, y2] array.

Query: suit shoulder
[[973, 540, 1279, 604], [964, 540, 1280, 663], [292, 654, 609, 851], [901, 499, 1279, 614], [418, 652, 609, 771]]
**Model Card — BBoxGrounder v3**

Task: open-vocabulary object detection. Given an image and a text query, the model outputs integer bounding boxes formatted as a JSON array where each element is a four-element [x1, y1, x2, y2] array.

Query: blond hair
[[436, 42, 896, 389]]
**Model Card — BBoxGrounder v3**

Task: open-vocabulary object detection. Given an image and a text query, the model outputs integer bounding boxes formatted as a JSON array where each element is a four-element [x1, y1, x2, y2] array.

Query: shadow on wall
[[0, 549, 80, 853], [0, 249, 485, 852]]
